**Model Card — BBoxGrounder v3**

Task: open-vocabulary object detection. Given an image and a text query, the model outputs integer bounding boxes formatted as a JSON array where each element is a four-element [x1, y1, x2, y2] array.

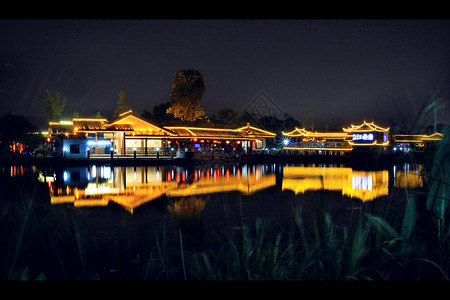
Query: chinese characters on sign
[[352, 133, 374, 141]]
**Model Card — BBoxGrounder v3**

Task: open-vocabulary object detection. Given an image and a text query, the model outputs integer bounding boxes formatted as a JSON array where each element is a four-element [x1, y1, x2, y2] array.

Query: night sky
[[1, 19, 449, 130]]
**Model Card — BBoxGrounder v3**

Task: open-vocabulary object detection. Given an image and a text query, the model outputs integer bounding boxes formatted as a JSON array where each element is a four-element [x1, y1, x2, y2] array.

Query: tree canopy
[[141, 101, 177, 126], [166, 69, 206, 122], [114, 89, 131, 118], [39, 89, 66, 122]]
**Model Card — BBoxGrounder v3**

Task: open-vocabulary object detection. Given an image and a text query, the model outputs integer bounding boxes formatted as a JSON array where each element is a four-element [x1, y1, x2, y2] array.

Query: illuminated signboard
[[193, 143, 201, 149], [352, 133, 374, 141]]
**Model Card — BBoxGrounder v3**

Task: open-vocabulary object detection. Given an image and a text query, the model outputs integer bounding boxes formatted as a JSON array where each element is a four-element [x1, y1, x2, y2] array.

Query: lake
[[1, 161, 423, 280]]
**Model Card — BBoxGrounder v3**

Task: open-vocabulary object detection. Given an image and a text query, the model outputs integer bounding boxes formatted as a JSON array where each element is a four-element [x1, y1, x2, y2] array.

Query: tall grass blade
[[272, 233, 282, 265], [347, 219, 370, 277], [72, 216, 86, 279], [7, 188, 36, 280], [400, 190, 416, 239], [179, 229, 186, 280], [294, 207, 310, 257], [365, 214, 399, 242]]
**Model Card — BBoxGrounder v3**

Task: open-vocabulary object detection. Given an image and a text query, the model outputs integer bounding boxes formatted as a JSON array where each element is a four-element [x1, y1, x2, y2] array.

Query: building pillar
[[145, 137, 148, 156], [95, 132, 98, 155], [122, 132, 126, 155]]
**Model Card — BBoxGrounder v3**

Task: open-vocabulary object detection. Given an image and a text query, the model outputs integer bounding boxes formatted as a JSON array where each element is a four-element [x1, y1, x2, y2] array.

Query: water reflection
[[282, 166, 389, 202], [39, 163, 424, 213], [394, 164, 423, 189]]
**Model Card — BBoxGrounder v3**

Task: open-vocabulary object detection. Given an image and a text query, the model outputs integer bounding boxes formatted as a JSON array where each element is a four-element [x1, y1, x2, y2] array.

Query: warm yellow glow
[[60, 120, 74, 125], [282, 127, 350, 139], [282, 166, 389, 202], [164, 125, 275, 140], [109, 185, 168, 214], [284, 147, 353, 151], [111, 114, 175, 136], [74, 198, 110, 208], [168, 196, 207, 217], [343, 121, 389, 133], [185, 128, 197, 136], [166, 125, 276, 136], [395, 132, 443, 143], [281, 127, 310, 136], [72, 118, 108, 122], [50, 163, 428, 214], [348, 140, 389, 146], [50, 112, 276, 142], [165, 126, 239, 131], [119, 109, 133, 117], [50, 195, 75, 205], [49, 121, 73, 126], [394, 166, 424, 189], [166, 174, 276, 197], [235, 125, 277, 136], [422, 132, 444, 141], [50, 165, 277, 213]]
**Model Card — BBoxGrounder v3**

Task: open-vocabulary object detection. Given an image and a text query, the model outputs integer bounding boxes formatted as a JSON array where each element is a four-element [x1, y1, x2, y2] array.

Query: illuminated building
[[164, 123, 275, 154], [343, 121, 390, 148], [49, 114, 443, 159], [282, 121, 443, 155], [393, 132, 443, 152], [281, 127, 352, 156], [48, 110, 276, 158]]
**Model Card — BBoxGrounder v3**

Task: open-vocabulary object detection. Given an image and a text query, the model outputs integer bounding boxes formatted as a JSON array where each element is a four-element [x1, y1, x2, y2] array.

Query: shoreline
[[1, 150, 425, 169]]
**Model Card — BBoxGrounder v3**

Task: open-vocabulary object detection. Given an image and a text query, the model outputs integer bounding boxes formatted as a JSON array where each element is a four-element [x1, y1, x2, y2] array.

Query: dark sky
[[1, 19, 449, 130]]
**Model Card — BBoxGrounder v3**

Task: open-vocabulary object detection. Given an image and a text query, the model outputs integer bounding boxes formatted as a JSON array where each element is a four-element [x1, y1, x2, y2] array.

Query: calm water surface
[[2, 162, 423, 279]]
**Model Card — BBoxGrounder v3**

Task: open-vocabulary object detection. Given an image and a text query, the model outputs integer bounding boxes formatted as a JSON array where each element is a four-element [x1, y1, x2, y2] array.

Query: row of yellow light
[[283, 121, 390, 137], [283, 147, 353, 151], [282, 127, 350, 138], [49, 118, 276, 139], [342, 121, 390, 133]]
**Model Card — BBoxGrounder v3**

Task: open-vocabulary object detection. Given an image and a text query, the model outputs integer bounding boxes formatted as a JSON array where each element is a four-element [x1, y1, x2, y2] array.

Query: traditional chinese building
[[281, 127, 352, 156], [48, 110, 276, 159], [282, 120, 443, 155], [282, 120, 391, 155], [343, 121, 390, 149], [393, 132, 444, 152]]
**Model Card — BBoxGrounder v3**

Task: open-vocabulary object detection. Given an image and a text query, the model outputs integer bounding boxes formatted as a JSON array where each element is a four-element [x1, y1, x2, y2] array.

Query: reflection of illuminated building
[[47, 163, 425, 213], [394, 164, 423, 189], [49, 165, 276, 213], [49, 166, 178, 213], [166, 172, 276, 197], [282, 165, 389, 201], [168, 196, 208, 218]]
